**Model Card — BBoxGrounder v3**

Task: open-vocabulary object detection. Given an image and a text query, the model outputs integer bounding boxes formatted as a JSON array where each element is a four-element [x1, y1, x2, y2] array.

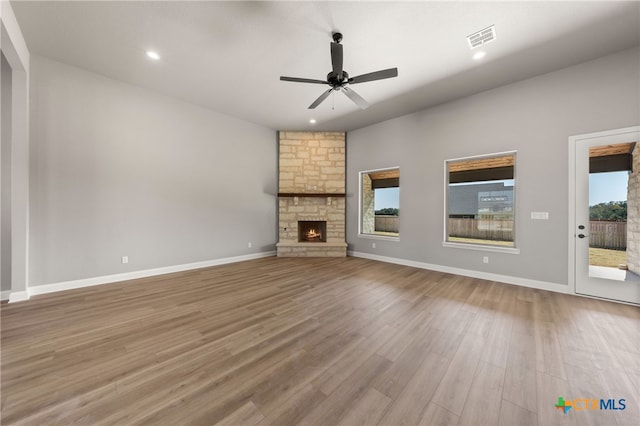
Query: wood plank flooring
[[1, 257, 638, 425]]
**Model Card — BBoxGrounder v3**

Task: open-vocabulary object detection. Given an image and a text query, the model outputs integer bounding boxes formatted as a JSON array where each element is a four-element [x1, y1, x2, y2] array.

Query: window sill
[[442, 241, 520, 254], [358, 233, 400, 242]]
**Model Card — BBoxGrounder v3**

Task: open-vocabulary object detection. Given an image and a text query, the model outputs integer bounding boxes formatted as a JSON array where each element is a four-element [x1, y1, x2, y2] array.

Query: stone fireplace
[[276, 131, 347, 257]]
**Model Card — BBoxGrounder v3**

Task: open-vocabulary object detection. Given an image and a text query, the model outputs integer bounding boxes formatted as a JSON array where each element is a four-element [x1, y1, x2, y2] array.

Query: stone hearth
[[276, 131, 347, 257]]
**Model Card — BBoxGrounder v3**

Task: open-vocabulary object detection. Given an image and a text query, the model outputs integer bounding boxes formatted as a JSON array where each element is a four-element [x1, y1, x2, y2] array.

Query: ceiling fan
[[280, 32, 398, 110]]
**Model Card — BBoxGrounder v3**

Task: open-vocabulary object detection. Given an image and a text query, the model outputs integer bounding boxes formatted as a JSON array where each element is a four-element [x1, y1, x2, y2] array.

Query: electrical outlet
[[372, 242, 376, 249], [248, 242, 252, 248], [483, 256, 489, 264], [122, 256, 129, 264]]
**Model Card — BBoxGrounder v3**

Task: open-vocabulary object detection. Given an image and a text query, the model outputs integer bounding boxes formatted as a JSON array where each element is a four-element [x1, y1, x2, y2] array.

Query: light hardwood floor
[[1, 257, 638, 425]]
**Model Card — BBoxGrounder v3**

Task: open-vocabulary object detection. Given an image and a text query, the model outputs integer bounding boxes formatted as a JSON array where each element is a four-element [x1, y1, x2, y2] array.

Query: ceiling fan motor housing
[[327, 70, 349, 88]]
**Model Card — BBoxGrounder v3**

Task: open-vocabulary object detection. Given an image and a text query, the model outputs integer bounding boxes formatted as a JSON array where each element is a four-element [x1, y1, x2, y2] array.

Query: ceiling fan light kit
[[280, 32, 398, 110]]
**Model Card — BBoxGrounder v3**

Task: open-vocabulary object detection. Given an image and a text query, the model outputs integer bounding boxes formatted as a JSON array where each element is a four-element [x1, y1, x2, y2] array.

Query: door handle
[[578, 234, 588, 238]]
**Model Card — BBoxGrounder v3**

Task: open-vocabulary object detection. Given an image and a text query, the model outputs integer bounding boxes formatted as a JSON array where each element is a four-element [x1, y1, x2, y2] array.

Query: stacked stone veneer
[[361, 173, 375, 234], [276, 131, 347, 257], [627, 143, 640, 274]]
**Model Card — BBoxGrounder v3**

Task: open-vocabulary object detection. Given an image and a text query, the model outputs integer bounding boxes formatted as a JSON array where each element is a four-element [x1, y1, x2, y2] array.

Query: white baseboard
[[8, 290, 30, 303], [28, 251, 276, 297], [348, 251, 569, 295], [1, 290, 13, 301], [15, 250, 568, 301]]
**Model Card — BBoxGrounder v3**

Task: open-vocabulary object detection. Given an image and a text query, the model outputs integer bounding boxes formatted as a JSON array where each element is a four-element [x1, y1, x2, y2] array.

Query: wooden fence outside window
[[446, 218, 626, 250]]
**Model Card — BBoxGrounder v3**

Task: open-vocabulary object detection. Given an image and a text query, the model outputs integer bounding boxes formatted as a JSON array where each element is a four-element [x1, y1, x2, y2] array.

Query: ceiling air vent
[[467, 25, 496, 49]]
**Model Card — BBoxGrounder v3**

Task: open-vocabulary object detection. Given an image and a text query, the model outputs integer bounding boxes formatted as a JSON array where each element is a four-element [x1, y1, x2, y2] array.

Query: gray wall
[[1, 53, 12, 291], [346, 47, 640, 286], [29, 56, 277, 286]]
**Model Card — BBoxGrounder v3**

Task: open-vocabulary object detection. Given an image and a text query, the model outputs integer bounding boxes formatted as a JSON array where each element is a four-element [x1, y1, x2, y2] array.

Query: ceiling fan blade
[[342, 87, 369, 110], [308, 88, 334, 109], [280, 76, 329, 85], [330, 42, 343, 79], [349, 68, 398, 84]]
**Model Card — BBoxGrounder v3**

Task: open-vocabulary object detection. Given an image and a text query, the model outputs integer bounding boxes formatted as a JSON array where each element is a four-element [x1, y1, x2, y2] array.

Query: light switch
[[531, 212, 549, 220]]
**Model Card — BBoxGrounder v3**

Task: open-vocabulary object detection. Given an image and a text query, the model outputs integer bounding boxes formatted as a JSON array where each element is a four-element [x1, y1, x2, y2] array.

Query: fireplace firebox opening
[[298, 221, 327, 242]]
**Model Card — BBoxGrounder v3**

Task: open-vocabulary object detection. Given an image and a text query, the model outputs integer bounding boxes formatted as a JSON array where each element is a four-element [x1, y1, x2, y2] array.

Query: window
[[445, 152, 517, 251], [359, 167, 399, 238]]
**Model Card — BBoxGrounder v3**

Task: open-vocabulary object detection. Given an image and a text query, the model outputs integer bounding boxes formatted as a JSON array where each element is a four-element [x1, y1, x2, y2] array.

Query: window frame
[[358, 166, 400, 241], [443, 151, 520, 254]]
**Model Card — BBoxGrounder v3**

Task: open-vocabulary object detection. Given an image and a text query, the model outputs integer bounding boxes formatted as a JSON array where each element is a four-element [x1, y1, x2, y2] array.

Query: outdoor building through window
[[446, 152, 516, 248], [360, 167, 399, 238]]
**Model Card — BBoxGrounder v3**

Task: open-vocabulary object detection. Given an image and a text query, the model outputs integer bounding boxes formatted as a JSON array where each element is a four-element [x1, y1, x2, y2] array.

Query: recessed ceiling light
[[473, 51, 486, 60], [146, 50, 160, 60], [309, 118, 317, 124]]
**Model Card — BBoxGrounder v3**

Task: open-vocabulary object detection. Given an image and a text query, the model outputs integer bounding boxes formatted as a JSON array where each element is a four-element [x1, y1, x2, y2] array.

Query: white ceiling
[[10, 1, 640, 131]]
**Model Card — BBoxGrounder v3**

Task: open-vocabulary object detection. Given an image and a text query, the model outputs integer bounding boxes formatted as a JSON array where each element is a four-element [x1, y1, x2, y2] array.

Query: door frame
[[568, 126, 640, 303], [1, 5, 31, 303]]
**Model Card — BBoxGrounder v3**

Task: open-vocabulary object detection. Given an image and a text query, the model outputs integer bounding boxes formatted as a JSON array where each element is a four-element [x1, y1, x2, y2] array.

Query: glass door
[[574, 127, 640, 304]]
